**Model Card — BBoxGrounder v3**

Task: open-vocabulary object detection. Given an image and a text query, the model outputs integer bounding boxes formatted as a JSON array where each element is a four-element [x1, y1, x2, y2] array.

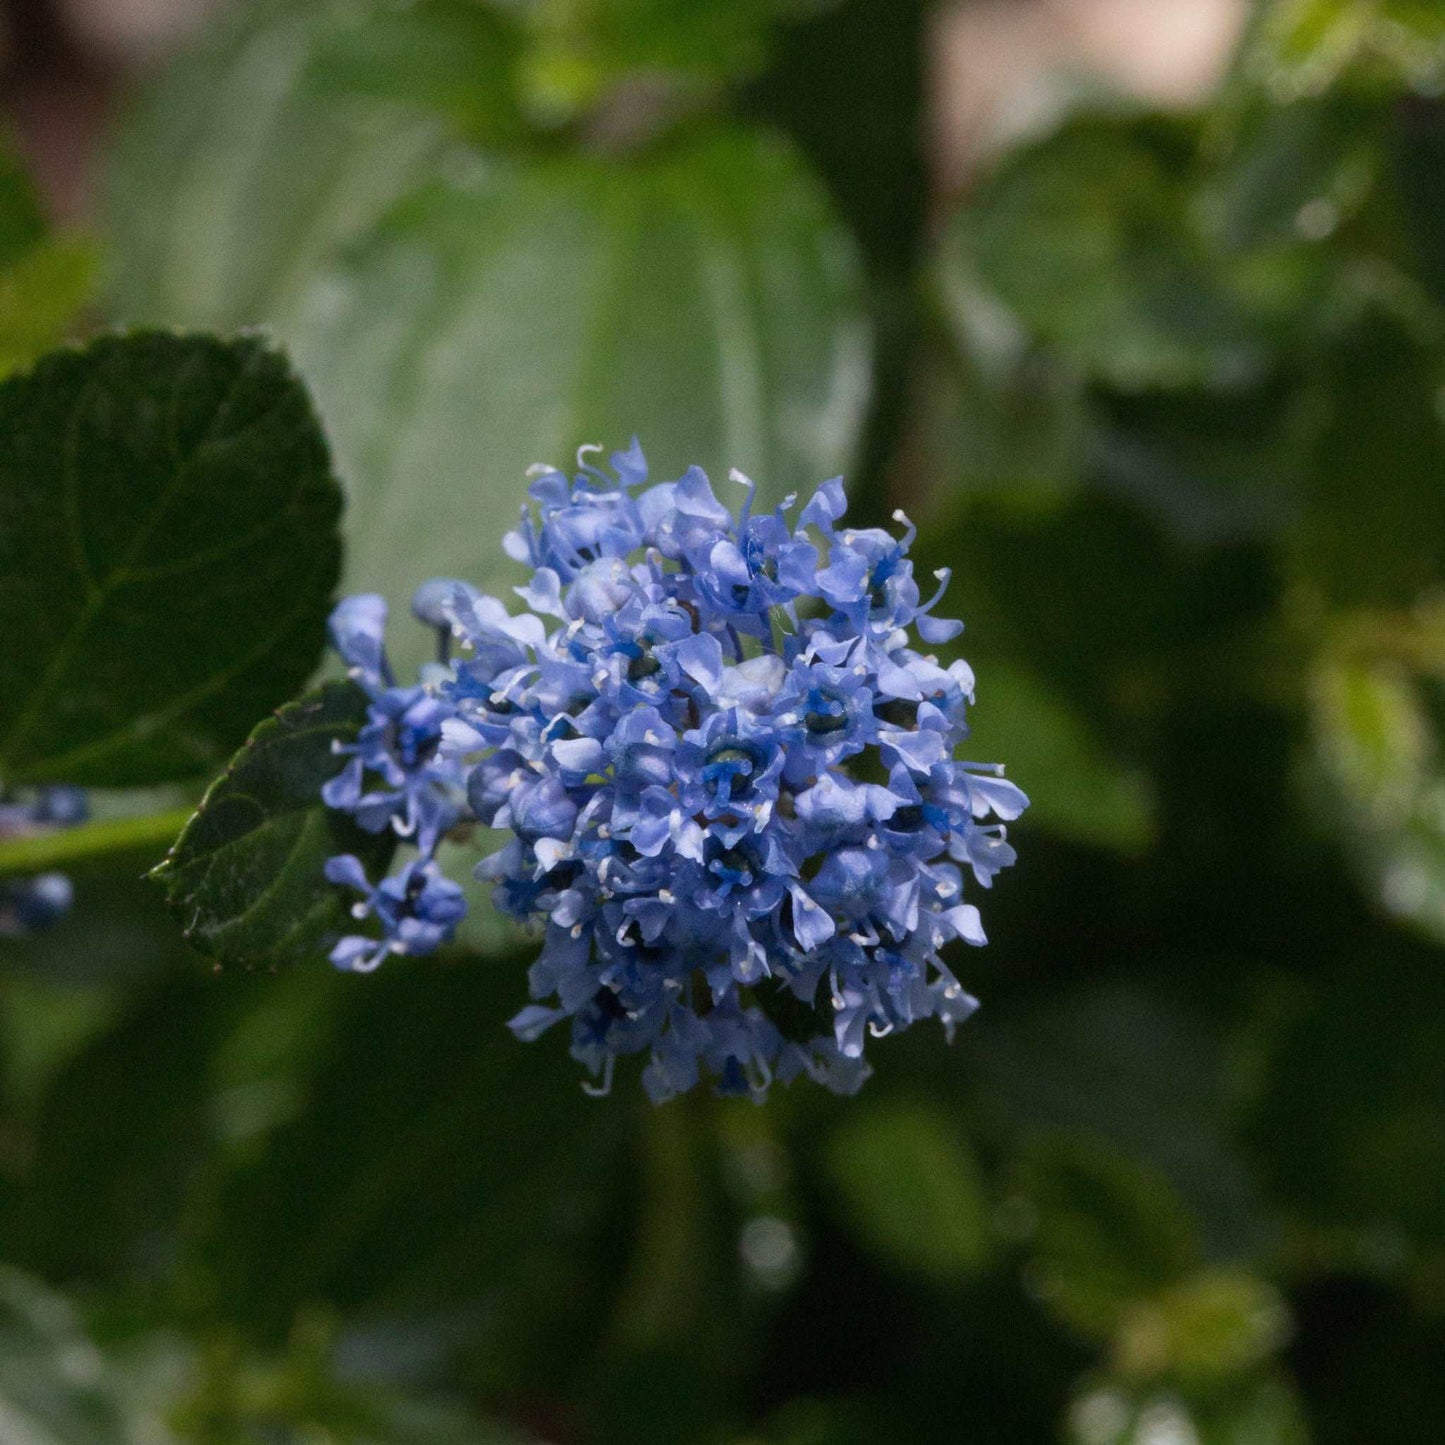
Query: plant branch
[[0, 808, 194, 875]]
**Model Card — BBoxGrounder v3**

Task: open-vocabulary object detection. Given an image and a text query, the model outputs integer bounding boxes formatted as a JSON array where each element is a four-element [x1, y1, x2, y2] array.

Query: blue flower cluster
[[320, 442, 1026, 1100], [0, 787, 86, 936]]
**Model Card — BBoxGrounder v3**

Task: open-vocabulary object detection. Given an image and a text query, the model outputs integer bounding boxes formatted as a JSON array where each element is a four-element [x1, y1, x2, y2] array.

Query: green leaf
[[0, 242, 98, 381], [0, 1267, 161, 1444], [1, 974, 233, 1281], [0, 331, 342, 786], [966, 662, 1155, 852], [1292, 319, 1445, 608], [285, 128, 868, 668], [921, 263, 1085, 510], [1253, 0, 1445, 99], [1201, 95, 1383, 255], [194, 959, 632, 1363], [518, 0, 782, 124], [0, 142, 46, 265], [104, 2, 870, 674], [1309, 623, 1445, 941], [103, 0, 454, 330], [303, 0, 528, 145], [151, 682, 395, 969], [1395, 98, 1445, 311], [1087, 381, 1318, 546], [1066, 1375, 1309, 1445], [824, 1097, 991, 1282], [1112, 1272, 1290, 1385], [948, 118, 1272, 393], [1012, 1132, 1199, 1339], [969, 984, 1264, 1263], [1244, 835, 1445, 1247], [0, 140, 95, 379]]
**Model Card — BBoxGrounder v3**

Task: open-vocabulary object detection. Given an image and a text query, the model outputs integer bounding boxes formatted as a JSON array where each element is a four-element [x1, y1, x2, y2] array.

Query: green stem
[[0, 807, 194, 875]]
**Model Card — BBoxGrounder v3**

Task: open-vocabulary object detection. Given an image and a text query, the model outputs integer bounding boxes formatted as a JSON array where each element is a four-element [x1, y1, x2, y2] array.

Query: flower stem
[[0, 807, 194, 875]]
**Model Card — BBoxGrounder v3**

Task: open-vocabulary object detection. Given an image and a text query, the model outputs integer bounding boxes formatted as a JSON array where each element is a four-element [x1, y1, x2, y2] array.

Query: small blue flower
[[323, 854, 467, 972], [0, 786, 87, 937], [322, 594, 465, 853], [318, 440, 1027, 1099]]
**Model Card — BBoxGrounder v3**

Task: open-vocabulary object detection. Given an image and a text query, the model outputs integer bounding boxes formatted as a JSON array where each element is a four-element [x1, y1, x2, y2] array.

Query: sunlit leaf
[[1111, 1272, 1290, 1385], [1308, 605, 1445, 941], [1065, 1374, 1309, 1445], [0, 141, 94, 379], [104, 0, 452, 330], [286, 128, 868, 666], [303, 0, 527, 144], [0, 242, 97, 381], [0, 1268, 164, 1444], [1253, 0, 1445, 98], [105, 4, 869, 674]]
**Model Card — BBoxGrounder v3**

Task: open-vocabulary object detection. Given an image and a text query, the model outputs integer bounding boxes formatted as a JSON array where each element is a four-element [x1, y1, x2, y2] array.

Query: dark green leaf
[[1, 853, 198, 987], [151, 683, 394, 969], [0, 143, 46, 266], [745, 0, 929, 280], [0, 331, 342, 786], [1087, 381, 1317, 546], [920, 270, 1086, 510], [2, 973, 233, 1281], [1202, 96, 1383, 254], [965, 662, 1154, 852], [824, 1097, 991, 1282], [969, 984, 1264, 1262], [195, 958, 631, 1366], [1245, 923, 1445, 1247], [1013, 1132, 1200, 1339], [1292, 318, 1445, 608], [1395, 97, 1445, 308]]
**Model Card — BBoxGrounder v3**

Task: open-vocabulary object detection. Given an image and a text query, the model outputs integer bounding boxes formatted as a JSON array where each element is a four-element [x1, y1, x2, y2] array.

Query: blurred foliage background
[[3, 0, 1445, 1440]]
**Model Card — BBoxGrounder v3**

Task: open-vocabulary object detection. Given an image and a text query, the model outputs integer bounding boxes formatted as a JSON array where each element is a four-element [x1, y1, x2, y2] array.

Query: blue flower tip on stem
[[0, 788, 87, 937]]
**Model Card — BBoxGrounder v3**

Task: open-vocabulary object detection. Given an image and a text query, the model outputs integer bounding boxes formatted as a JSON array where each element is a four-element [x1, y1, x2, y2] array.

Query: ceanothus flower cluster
[[319, 442, 1026, 1100], [0, 786, 86, 936]]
